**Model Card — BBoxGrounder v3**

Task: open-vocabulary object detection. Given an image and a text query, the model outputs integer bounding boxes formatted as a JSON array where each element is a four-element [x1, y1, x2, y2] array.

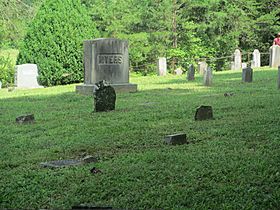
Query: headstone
[[76, 38, 137, 95], [242, 67, 253, 83], [94, 80, 116, 112], [164, 133, 188, 145], [187, 64, 195, 81], [14, 64, 43, 88], [252, 49, 261, 68], [0, 81, 2, 89], [278, 66, 280, 89], [198, 61, 208, 75], [203, 67, 212, 86], [157, 57, 167, 76], [242, 63, 247, 69], [16, 114, 35, 124], [270, 45, 280, 68], [233, 49, 242, 70], [230, 62, 235, 70], [174, 67, 183, 75], [195, 106, 213, 121]]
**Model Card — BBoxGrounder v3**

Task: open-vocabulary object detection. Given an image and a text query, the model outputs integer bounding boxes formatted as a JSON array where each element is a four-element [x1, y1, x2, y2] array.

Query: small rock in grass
[[16, 114, 35, 124], [224, 92, 234, 97], [164, 133, 188, 145], [195, 105, 213, 121], [82, 155, 98, 163], [90, 167, 102, 174]]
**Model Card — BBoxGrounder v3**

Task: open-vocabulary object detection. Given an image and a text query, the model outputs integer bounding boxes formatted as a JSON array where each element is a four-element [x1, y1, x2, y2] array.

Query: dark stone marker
[[195, 106, 213, 121], [16, 114, 35, 124], [72, 204, 112, 210], [278, 66, 280, 89], [242, 67, 253, 83], [94, 80, 116, 112], [164, 133, 188, 145], [187, 64, 195, 81]]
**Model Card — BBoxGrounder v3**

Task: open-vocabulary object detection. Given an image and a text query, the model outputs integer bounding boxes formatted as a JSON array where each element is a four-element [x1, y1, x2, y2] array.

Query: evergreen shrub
[[17, 0, 99, 86]]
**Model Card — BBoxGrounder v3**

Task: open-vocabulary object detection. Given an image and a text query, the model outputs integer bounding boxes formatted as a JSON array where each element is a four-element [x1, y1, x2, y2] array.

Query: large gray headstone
[[269, 45, 280, 68], [242, 67, 253, 83], [198, 61, 207, 75], [14, 64, 43, 89], [76, 38, 137, 95], [232, 49, 242, 70], [252, 49, 261, 68], [187, 64, 195, 81], [157, 57, 167, 76], [203, 67, 212, 86]]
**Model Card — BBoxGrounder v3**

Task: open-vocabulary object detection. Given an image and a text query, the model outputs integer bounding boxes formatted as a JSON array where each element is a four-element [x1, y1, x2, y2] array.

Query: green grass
[[1, 68, 280, 209], [0, 49, 19, 65]]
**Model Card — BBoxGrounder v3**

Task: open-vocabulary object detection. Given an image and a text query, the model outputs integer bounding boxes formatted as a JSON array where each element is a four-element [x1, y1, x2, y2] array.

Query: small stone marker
[[252, 49, 261, 68], [278, 66, 280, 89], [157, 57, 167, 76], [198, 61, 207, 75], [16, 114, 35, 124], [203, 67, 212, 86], [187, 64, 195, 81], [164, 133, 188, 145], [242, 67, 253, 83], [94, 80, 116, 112], [174, 68, 183, 75], [14, 64, 43, 88], [270, 45, 280, 68], [233, 49, 242, 70], [195, 106, 213, 121]]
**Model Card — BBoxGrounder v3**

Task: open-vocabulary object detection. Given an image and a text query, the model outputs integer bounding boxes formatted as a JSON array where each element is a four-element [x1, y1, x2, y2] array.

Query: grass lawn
[[0, 68, 280, 209]]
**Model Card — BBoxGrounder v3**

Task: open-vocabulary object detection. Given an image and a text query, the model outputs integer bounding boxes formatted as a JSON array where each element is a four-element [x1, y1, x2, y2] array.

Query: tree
[[17, 0, 99, 86]]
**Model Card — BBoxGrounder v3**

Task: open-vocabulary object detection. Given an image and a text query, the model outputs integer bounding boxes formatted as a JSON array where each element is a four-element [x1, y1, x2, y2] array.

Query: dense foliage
[[0, 56, 14, 87], [16, 0, 99, 86]]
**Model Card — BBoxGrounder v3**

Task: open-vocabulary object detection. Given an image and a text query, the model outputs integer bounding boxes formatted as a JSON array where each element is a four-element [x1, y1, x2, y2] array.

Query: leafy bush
[[17, 0, 99, 86], [0, 55, 14, 87]]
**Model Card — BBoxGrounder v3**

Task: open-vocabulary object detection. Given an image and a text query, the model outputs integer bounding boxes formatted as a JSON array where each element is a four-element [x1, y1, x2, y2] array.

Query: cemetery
[[0, 0, 280, 209]]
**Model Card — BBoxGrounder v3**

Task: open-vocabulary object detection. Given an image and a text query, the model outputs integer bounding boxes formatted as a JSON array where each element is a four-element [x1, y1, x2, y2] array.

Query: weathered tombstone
[[164, 133, 188, 145], [230, 62, 235, 70], [0, 81, 2, 89], [203, 67, 212, 86], [278, 66, 280, 89], [14, 64, 43, 89], [174, 67, 183, 75], [198, 61, 208, 75], [16, 114, 35, 124], [242, 67, 253, 83], [187, 64, 195, 81], [242, 63, 247, 69], [269, 45, 280, 68], [195, 106, 213, 121], [93, 80, 116, 112], [233, 49, 242, 70], [157, 57, 167, 76], [76, 38, 137, 95], [252, 49, 261, 68]]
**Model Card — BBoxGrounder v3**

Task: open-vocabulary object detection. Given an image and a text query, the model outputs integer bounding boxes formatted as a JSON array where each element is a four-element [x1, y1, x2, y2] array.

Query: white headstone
[[0, 81, 2, 89], [198, 61, 208, 75], [233, 49, 242, 70], [15, 64, 43, 88], [242, 63, 247, 69], [157, 57, 167, 76], [174, 67, 183, 75], [203, 67, 212, 86], [270, 45, 280, 68], [252, 49, 261, 68]]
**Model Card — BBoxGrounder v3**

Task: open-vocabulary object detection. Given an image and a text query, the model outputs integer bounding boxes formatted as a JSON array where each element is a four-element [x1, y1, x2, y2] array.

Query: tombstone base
[[76, 83, 137, 95]]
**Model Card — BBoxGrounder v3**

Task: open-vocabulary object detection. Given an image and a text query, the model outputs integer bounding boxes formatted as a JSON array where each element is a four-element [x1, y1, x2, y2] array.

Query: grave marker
[[157, 57, 167, 76], [198, 61, 207, 75], [174, 68, 183, 75], [270, 45, 280, 68], [242, 67, 253, 83], [233, 49, 242, 70], [252, 49, 261, 68], [203, 67, 212, 86], [187, 64, 195, 81], [76, 38, 137, 95], [14, 64, 43, 89], [195, 106, 213, 121]]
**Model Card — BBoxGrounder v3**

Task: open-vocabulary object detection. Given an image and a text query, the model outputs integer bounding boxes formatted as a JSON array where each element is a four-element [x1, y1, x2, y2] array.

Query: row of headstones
[[157, 46, 280, 76]]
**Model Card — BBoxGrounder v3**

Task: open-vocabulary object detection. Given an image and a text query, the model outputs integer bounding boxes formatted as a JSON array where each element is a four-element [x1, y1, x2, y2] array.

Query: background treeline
[[0, 0, 280, 85]]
